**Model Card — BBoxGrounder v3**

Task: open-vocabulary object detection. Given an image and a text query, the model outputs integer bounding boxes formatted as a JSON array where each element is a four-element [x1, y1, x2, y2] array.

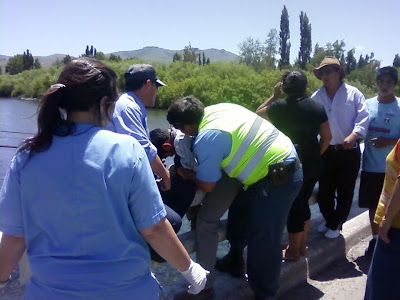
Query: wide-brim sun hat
[[313, 56, 346, 80]]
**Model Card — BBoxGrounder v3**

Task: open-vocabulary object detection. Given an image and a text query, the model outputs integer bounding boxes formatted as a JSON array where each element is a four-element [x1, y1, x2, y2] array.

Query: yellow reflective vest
[[198, 103, 293, 186]]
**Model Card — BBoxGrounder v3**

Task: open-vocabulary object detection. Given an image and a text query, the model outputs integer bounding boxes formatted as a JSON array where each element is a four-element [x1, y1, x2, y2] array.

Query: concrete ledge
[[278, 211, 370, 296]]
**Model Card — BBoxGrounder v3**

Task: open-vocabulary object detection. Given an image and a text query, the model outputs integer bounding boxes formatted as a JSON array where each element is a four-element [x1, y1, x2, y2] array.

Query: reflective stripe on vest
[[236, 127, 279, 182], [224, 116, 264, 174], [198, 103, 292, 186]]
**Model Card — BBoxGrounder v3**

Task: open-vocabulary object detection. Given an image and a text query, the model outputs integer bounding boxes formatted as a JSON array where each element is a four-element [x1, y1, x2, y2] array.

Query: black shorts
[[359, 171, 385, 209]]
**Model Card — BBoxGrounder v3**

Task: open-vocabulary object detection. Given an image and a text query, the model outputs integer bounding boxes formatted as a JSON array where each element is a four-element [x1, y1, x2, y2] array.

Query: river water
[[0, 97, 170, 185], [0, 97, 169, 135]]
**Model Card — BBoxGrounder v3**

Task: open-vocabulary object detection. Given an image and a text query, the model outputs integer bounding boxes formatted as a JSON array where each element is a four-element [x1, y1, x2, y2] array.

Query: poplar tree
[[298, 11, 312, 70], [183, 43, 196, 63], [279, 5, 291, 68], [345, 49, 357, 74], [393, 54, 400, 67]]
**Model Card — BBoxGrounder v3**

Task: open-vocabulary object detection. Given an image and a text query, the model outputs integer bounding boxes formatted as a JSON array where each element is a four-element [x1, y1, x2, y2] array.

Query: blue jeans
[[246, 166, 303, 298], [226, 165, 303, 297], [365, 228, 400, 300]]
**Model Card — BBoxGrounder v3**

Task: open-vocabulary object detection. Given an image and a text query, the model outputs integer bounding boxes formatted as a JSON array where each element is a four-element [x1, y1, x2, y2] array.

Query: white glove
[[180, 259, 210, 295]]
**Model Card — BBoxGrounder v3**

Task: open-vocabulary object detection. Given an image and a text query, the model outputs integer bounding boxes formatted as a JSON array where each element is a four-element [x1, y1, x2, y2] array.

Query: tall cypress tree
[[279, 5, 291, 68], [298, 11, 312, 70], [345, 49, 357, 74]]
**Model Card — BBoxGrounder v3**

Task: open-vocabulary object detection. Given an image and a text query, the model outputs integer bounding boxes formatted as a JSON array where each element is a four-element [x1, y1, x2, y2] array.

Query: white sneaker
[[325, 229, 340, 239], [317, 223, 329, 233]]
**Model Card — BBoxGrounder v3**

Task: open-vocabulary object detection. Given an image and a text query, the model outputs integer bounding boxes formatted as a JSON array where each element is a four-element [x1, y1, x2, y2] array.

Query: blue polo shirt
[[108, 91, 158, 162], [0, 123, 166, 299]]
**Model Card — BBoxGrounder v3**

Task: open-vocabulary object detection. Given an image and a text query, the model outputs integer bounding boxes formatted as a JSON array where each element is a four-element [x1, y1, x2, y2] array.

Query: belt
[[286, 157, 301, 172], [328, 143, 358, 151]]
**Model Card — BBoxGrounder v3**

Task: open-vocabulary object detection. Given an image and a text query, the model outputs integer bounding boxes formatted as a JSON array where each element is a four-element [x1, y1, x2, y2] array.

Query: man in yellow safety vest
[[167, 96, 303, 300]]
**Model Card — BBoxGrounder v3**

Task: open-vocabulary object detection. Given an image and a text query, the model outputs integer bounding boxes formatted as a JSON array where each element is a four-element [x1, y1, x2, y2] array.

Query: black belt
[[266, 157, 301, 178], [328, 144, 358, 151], [286, 157, 301, 172]]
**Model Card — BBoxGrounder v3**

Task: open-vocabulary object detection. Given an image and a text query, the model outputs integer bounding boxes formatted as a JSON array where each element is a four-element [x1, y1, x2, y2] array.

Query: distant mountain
[[0, 47, 239, 72], [111, 46, 239, 64]]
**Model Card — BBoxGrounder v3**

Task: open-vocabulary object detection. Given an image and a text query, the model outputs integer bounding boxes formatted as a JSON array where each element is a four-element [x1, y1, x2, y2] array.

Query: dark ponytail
[[19, 58, 118, 154]]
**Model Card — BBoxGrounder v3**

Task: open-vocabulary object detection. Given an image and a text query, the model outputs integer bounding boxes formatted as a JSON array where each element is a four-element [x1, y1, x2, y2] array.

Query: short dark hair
[[167, 96, 205, 127], [281, 70, 308, 97], [377, 66, 398, 85], [150, 128, 170, 157]]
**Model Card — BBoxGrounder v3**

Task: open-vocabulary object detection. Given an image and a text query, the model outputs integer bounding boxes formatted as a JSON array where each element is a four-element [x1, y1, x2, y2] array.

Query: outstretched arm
[[139, 218, 209, 294]]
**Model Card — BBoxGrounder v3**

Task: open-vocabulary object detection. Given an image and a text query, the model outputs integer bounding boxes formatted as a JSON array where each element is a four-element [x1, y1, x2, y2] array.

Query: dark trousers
[[317, 146, 361, 230], [365, 228, 400, 300], [225, 167, 303, 297], [151, 170, 196, 262], [287, 176, 317, 233]]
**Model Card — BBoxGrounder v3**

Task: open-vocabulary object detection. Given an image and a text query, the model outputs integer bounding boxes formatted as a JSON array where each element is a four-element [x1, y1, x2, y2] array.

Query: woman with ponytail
[[0, 58, 208, 299]]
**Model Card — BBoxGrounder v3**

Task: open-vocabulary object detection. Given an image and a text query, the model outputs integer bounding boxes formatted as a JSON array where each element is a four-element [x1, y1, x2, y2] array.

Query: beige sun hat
[[313, 56, 346, 80]]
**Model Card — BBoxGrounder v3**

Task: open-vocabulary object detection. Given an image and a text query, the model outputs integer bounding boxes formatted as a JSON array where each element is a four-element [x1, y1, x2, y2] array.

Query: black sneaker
[[215, 252, 245, 278], [365, 238, 377, 258]]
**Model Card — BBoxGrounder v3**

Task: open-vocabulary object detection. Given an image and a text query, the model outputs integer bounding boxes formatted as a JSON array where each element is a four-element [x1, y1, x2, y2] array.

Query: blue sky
[[1, 0, 399, 66]]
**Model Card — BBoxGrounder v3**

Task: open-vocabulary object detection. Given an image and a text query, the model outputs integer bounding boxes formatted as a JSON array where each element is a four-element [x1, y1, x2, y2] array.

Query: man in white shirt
[[311, 56, 369, 239]]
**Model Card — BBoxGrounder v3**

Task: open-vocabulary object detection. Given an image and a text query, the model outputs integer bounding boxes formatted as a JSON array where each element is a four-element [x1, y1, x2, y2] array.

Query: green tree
[[310, 43, 326, 66], [183, 43, 196, 63], [22, 49, 34, 70], [6, 55, 24, 75], [109, 53, 122, 62], [345, 49, 357, 75], [62, 55, 72, 65], [206, 58, 210, 65], [279, 5, 291, 68], [393, 54, 400, 67], [264, 29, 278, 69], [298, 12, 312, 69], [173, 52, 182, 62], [202, 52, 206, 65], [54, 58, 61, 68], [238, 37, 263, 67], [96, 51, 106, 60], [84, 45, 97, 57], [198, 53, 202, 65], [358, 54, 368, 68], [33, 58, 41, 69]]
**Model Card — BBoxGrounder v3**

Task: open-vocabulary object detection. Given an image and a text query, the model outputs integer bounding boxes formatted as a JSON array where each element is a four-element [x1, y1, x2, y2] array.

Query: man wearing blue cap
[[108, 64, 171, 191]]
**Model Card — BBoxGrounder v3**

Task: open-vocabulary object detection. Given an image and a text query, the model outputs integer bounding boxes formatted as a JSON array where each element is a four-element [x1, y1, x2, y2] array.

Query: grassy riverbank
[[1, 59, 397, 111]]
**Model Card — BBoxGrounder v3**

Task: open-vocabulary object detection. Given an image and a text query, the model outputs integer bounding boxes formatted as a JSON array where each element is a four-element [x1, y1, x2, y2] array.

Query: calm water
[[0, 97, 170, 185], [0, 97, 169, 135]]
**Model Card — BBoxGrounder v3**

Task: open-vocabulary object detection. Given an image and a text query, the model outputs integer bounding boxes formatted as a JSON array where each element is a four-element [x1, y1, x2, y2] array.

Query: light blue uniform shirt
[[194, 129, 232, 182], [362, 96, 400, 173], [0, 123, 166, 300], [311, 82, 369, 144], [108, 91, 158, 162]]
